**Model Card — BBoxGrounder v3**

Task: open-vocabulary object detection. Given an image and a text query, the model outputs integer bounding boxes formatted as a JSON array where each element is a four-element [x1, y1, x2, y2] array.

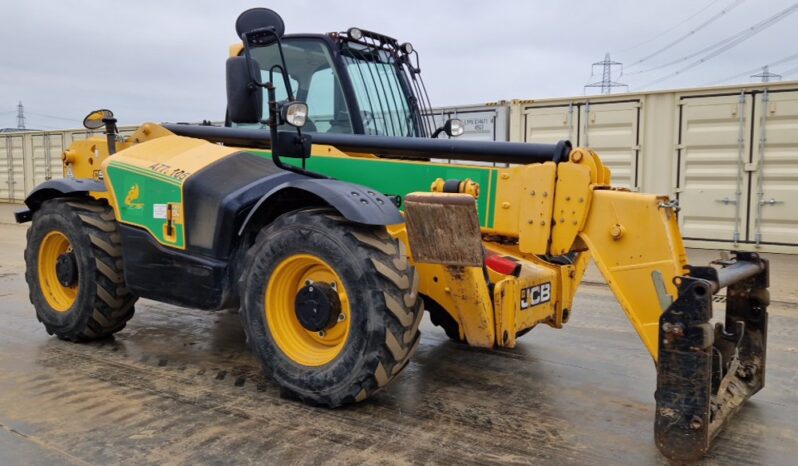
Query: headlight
[[281, 101, 308, 128], [347, 27, 363, 41], [447, 118, 464, 137], [400, 42, 413, 54]]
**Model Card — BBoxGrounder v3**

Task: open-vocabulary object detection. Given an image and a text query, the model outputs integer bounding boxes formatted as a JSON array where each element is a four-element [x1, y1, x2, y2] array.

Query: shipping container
[[0, 126, 138, 202], [427, 102, 510, 142], [425, 102, 511, 166], [509, 81, 798, 253]]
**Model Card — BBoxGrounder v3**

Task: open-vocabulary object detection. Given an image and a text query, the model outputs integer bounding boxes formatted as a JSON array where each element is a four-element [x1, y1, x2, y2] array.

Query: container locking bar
[[654, 252, 769, 461]]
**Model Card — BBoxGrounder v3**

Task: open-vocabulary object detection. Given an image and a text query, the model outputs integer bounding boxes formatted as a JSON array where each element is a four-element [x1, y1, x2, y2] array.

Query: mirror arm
[[103, 117, 118, 155], [265, 83, 325, 179], [239, 22, 323, 179]]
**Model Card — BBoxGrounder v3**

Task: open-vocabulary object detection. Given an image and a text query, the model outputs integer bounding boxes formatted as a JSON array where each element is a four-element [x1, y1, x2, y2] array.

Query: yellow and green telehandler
[[16, 8, 770, 461]]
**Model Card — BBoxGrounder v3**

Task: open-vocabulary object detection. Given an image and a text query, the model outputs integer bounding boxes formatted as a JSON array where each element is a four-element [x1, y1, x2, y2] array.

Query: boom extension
[[400, 147, 770, 461]]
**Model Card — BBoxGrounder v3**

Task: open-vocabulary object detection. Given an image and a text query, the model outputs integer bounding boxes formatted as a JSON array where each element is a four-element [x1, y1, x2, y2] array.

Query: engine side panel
[[103, 135, 241, 250]]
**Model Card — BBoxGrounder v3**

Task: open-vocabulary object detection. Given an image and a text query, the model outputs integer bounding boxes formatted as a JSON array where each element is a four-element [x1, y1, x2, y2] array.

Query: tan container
[[509, 81, 798, 253]]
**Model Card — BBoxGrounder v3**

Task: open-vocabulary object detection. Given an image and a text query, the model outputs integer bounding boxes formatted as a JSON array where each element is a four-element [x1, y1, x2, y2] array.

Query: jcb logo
[[520, 283, 551, 309]]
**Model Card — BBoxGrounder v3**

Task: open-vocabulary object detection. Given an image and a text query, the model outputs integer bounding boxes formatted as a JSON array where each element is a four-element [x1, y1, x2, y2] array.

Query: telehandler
[[16, 8, 770, 461]]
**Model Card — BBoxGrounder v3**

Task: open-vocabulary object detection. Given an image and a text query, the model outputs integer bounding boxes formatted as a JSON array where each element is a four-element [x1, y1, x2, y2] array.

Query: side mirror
[[236, 8, 285, 46], [432, 118, 465, 138], [83, 109, 114, 130], [274, 131, 312, 159], [226, 56, 263, 124]]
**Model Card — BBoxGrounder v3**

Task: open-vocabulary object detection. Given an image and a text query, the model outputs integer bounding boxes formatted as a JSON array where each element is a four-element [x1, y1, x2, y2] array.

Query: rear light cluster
[[484, 253, 521, 277]]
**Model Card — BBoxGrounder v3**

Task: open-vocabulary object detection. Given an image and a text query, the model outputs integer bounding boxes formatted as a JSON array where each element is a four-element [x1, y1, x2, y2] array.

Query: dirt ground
[[0, 217, 797, 465]]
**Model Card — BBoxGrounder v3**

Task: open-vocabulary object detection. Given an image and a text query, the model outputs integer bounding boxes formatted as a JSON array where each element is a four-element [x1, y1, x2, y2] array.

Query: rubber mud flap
[[403, 192, 482, 267]]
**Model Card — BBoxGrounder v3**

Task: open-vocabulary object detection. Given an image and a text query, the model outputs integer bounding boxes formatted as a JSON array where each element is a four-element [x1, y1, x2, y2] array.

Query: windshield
[[238, 38, 354, 134], [340, 44, 418, 137]]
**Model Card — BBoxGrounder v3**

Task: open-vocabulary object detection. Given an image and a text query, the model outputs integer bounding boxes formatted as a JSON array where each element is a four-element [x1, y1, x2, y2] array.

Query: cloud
[[2, 0, 796, 128]]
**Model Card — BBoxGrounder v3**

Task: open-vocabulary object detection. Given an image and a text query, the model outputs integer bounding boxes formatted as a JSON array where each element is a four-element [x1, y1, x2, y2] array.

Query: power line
[[627, 2, 798, 77], [637, 3, 798, 88], [25, 111, 81, 123], [710, 51, 798, 84], [619, 0, 724, 53], [780, 64, 798, 77], [626, 0, 745, 67]]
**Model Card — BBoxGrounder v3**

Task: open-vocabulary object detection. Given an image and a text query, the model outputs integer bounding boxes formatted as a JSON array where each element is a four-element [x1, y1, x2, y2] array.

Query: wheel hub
[[55, 252, 78, 288], [294, 282, 341, 332]]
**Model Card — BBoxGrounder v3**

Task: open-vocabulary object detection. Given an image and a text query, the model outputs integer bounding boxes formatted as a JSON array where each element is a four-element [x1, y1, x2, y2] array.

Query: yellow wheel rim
[[265, 254, 351, 367], [37, 231, 78, 312]]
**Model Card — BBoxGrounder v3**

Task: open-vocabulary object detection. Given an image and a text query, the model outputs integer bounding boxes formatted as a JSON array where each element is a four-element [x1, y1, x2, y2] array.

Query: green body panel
[[106, 162, 185, 248], [277, 154, 500, 228]]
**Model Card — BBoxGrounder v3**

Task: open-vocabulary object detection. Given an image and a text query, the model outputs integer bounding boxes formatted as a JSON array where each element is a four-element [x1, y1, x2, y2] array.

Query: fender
[[239, 177, 404, 236], [15, 178, 106, 223]]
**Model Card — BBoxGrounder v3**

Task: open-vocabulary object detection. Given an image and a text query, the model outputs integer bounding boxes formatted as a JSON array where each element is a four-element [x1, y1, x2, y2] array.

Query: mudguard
[[239, 177, 404, 236], [16, 178, 106, 223]]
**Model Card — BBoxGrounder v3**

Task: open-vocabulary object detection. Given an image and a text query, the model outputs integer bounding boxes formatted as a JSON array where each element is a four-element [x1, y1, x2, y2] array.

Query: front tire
[[24, 198, 137, 341], [240, 209, 422, 407]]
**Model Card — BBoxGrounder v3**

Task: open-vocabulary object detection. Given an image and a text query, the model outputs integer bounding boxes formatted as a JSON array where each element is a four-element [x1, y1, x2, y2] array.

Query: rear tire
[[240, 209, 422, 407], [24, 198, 137, 341]]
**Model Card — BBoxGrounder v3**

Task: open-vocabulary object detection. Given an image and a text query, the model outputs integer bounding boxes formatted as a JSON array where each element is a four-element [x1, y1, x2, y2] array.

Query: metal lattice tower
[[16, 101, 25, 129], [751, 65, 781, 83], [584, 53, 628, 95]]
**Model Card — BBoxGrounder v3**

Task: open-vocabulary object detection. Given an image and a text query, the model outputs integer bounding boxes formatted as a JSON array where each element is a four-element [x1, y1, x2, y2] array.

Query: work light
[[347, 27, 363, 40], [281, 102, 308, 128]]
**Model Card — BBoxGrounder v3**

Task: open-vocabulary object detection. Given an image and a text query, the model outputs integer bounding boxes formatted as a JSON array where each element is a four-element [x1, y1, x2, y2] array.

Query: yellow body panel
[[396, 146, 687, 359], [518, 162, 556, 254], [57, 119, 686, 360], [100, 133, 240, 249], [578, 190, 688, 359]]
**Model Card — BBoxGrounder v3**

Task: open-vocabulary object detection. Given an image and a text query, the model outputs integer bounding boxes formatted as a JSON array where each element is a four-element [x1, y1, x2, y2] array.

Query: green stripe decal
[[268, 152, 499, 228], [107, 162, 185, 248], [486, 169, 498, 228]]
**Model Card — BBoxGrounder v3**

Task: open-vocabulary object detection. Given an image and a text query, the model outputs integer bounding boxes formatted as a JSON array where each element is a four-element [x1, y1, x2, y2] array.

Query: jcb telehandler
[[16, 8, 770, 461]]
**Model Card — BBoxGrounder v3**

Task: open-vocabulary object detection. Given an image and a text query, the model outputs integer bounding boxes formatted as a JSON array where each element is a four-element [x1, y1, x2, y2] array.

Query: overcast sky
[[2, 0, 797, 129]]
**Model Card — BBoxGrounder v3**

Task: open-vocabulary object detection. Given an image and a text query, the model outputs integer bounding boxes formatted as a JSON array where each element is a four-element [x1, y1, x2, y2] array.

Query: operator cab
[[227, 11, 462, 139]]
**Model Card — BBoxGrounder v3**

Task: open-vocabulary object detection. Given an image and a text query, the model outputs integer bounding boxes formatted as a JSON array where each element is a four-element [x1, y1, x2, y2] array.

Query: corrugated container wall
[[0, 126, 138, 203], [509, 81, 798, 253]]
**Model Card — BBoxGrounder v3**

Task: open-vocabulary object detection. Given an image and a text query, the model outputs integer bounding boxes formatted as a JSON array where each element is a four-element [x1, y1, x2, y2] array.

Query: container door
[[748, 90, 798, 246], [678, 93, 752, 243], [580, 101, 640, 189], [522, 105, 577, 145], [426, 108, 507, 142], [0, 135, 25, 202], [456, 110, 500, 142], [31, 133, 65, 188]]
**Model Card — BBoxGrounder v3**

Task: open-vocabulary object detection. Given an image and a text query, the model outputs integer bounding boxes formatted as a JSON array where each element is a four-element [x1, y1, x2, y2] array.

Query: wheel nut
[[318, 330, 326, 337], [689, 417, 703, 430], [337, 313, 346, 322]]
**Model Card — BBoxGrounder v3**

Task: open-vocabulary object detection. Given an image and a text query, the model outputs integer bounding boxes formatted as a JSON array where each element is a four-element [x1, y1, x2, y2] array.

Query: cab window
[[236, 38, 353, 134]]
